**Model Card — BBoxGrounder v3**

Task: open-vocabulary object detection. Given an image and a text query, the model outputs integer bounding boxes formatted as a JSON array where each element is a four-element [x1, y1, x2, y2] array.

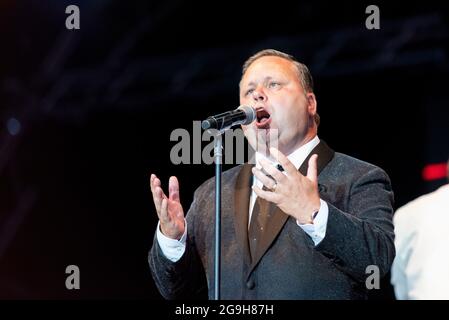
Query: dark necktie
[[248, 164, 284, 261]]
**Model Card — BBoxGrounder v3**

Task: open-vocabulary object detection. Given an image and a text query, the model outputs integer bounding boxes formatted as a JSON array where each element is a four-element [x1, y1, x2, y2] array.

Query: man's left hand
[[252, 147, 321, 224]]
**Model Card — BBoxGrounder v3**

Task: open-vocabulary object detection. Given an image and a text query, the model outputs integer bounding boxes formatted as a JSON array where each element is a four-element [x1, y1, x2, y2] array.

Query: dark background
[[1, 0, 448, 299]]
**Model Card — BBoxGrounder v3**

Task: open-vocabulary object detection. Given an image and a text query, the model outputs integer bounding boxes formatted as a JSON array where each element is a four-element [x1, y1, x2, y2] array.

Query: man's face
[[239, 56, 317, 156]]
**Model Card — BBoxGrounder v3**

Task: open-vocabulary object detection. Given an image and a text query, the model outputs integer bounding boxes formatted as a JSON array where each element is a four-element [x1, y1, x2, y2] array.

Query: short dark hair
[[241, 49, 319, 126]]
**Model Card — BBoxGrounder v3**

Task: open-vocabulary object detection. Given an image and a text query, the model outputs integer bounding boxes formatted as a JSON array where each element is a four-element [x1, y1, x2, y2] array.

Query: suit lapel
[[234, 163, 254, 266], [298, 140, 335, 177], [247, 140, 335, 275]]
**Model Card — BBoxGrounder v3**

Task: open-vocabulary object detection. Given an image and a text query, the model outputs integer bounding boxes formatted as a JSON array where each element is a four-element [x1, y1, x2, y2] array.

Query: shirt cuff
[[296, 199, 329, 246], [156, 220, 187, 262]]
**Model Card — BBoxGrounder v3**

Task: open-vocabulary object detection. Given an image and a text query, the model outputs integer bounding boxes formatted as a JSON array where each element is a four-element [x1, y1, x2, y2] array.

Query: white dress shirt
[[157, 135, 329, 262], [391, 184, 449, 300]]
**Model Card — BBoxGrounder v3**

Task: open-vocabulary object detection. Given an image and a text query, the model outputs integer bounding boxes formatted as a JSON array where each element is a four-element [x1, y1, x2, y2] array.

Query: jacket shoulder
[[324, 152, 390, 180]]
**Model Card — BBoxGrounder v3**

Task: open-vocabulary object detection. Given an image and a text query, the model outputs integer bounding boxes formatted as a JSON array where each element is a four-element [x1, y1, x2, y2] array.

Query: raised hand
[[150, 174, 185, 239], [252, 147, 321, 224]]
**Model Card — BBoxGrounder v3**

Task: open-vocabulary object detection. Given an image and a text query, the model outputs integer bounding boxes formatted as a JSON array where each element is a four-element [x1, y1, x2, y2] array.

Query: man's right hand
[[150, 174, 185, 240]]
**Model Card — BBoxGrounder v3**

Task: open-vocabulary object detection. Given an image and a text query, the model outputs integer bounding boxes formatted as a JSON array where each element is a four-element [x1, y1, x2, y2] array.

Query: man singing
[[148, 49, 395, 299]]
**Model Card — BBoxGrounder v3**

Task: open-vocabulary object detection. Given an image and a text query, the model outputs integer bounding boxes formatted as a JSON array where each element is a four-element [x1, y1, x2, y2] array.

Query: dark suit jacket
[[149, 141, 395, 299]]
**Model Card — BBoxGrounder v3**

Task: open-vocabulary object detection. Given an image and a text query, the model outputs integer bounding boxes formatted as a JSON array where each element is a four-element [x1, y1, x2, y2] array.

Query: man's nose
[[252, 87, 267, 102]]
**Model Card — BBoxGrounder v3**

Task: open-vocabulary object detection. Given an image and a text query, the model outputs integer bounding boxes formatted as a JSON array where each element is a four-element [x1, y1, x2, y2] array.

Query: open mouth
[[255, 108, 271, 129]]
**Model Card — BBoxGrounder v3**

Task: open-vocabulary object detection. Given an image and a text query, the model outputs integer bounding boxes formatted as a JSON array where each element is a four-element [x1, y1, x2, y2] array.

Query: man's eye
[[245, 89, 254, 96], [268, 82, 280, 88]]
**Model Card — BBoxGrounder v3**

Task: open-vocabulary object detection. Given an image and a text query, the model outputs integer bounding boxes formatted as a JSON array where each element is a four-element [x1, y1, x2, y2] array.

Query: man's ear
[[306, 92, 317, 115]]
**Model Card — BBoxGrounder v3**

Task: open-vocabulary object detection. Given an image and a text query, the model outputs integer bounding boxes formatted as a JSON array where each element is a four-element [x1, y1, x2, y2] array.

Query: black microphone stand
[[202, 106, 255, 300], [212, 131, 222, 300]]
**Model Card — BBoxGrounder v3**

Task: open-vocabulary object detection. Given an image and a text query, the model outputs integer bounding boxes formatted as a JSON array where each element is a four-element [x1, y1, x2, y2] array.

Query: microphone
[[201, 105, 256, 131]]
